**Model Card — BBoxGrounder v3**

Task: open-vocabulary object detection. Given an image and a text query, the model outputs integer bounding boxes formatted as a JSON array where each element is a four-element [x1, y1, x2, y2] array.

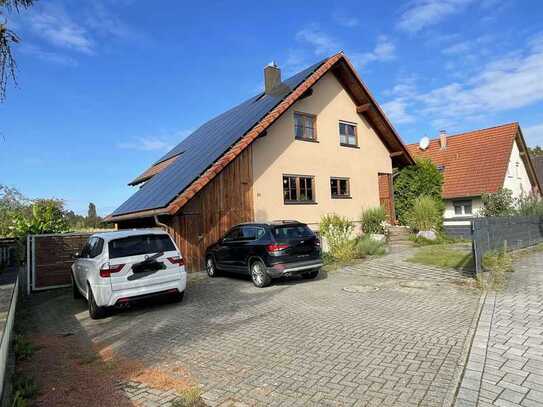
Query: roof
[[407, 123, 540, 199], [109, 52, 413, 221], [532, 156, 543, 187], [92, 228, 167, 241]]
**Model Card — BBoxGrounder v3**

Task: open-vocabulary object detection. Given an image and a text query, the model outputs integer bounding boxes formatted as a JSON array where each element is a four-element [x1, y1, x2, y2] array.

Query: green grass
[[14, 335, 34, 361], [408, 234, 469, 246], [171, 387, 205, 407], [407, 245, 474, 270]]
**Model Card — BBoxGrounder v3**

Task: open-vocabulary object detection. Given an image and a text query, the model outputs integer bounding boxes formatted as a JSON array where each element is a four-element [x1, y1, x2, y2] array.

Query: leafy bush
[[319, 214, 355, 261], [360, 207, 388, 234], [394, 158, 444, 225], [515, 193, 543, 216], [12, 199, 69, 237], [481, 188, 514, 217], [406, 196, 442, 232], [354, 235, 386, 257]]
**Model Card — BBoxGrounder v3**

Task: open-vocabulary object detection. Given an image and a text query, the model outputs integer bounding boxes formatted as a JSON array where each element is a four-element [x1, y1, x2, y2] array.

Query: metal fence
[[472, 216, 543, 273]]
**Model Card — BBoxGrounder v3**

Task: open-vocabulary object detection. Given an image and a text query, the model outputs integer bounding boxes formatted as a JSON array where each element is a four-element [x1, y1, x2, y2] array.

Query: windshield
[[272, 225, 314, 240], [108, 234, 176, 259]]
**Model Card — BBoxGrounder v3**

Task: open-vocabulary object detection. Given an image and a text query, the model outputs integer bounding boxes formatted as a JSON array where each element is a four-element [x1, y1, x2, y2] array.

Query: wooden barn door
[[378, 173, 396, 223]]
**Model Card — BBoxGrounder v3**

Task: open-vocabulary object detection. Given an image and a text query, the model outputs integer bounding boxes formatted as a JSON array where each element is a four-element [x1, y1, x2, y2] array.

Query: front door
[[378, 173, 396, 223]]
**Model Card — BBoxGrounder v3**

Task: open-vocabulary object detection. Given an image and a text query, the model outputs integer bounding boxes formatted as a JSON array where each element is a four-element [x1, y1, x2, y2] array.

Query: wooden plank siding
[[164, 145, 254, 272]]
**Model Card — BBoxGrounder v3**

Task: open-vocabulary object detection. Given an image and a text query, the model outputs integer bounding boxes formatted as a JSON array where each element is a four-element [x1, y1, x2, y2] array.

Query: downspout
[[154, 215, 169, 230]]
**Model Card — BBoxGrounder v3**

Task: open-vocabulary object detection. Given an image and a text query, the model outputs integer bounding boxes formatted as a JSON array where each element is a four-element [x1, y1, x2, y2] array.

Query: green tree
[[87, 202, 98, 228], [12, 199, 69, 236], [393, 158, 444, 226], [529, 146, 543, 157], [0, 0, 34, 101], [0, 184, 28, 236], [481, 188, 515, 217]]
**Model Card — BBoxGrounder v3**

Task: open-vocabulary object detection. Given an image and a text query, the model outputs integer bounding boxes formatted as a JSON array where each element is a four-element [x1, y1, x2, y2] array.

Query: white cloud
[[295, 25, 339, 56], [524, 123, 543, 147], [19, 44, 78, 66], [117, 137, 173, 152], [350, 36, 396, 68], [381, 98, 416, 124], [397, 0, 473, 33], [27, 4, 95, 54], [333, 11, 359, 28]]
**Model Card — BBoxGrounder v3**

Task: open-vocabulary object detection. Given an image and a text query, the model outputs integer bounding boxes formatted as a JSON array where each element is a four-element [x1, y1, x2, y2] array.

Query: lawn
[[407, 245, 474, 270]]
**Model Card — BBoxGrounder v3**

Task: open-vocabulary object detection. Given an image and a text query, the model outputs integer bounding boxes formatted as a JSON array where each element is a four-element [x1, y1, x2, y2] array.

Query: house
[[407, 123, 541, 239], [108, 52, 413, 271]]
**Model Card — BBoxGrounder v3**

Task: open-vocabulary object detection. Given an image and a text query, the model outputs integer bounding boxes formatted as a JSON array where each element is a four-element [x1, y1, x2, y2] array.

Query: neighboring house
[[107, 52, 413, 271], [407, 123, 541, 239], [532, 155, 543, 188]]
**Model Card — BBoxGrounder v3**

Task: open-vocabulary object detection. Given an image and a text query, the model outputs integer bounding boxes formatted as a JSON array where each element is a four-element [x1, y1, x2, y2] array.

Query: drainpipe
[[154, 215, 168, 230]]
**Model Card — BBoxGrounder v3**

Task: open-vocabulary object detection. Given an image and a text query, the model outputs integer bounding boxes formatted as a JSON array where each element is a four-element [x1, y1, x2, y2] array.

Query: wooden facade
[[378, 173, 396, 223], [162, 146, 254, 272]]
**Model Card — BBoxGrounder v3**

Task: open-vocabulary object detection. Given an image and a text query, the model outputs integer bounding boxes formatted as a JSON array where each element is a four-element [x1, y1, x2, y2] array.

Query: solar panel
[[112, 58, 327, 216]]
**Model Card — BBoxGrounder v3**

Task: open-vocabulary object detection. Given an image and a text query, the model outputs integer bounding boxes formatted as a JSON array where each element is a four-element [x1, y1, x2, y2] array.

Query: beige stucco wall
[[504, 139, 533, 198], [251, 72, 393, 229], [443, 197, 483, 224]]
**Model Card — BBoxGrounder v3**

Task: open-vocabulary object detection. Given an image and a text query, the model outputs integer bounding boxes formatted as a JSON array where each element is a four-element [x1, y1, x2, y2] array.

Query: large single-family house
[[407, 123, 541, 238], [107, 52, 413, 271]]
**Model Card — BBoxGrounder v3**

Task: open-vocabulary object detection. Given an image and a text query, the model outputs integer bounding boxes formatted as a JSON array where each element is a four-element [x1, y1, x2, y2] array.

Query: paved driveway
[[24, 246, 480, 406]]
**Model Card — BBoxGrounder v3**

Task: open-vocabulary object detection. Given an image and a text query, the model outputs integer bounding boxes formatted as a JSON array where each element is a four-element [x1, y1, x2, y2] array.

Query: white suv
[[71, 229, 186, 319]]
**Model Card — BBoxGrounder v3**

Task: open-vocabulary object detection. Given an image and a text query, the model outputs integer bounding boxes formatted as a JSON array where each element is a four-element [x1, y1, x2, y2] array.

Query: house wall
[[443, 197, 484, 221], [164, 146, 254, 272], [251, 72, 393, 230], [503, 139, 533, 198]]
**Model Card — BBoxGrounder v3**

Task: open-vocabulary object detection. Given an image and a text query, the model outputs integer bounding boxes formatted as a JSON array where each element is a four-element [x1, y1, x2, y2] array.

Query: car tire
[[250, 259, 271, 288], [206, 256, 219, 278], [88, 284, 108, 320], [72, 274, 82, 299], [302, 269, 319, 279], [172, 290, 185, 303]]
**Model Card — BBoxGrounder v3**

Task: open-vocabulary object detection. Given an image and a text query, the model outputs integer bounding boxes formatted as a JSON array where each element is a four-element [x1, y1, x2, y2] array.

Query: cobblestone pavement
[[27, 245, 480, 406], [455, 250, 543, 407]]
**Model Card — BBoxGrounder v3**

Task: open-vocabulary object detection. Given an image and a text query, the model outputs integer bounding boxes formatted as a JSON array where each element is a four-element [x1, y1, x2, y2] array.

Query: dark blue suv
[[205, 221, 323, 287]]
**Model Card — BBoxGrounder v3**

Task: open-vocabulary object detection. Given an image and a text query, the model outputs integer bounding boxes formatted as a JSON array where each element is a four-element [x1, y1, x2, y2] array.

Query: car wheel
[[250, 259, 271, 288], [171, 290, 185, 303], [302, 269, 319, 279], [72, 274, 82, 299], [206, 256, 218, 277], [88, 284, 108, 320]]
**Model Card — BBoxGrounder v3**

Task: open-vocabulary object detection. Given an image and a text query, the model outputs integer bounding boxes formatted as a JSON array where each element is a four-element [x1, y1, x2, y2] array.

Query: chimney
[[439, 130, 447, 150], [264, 62, 281, 94]]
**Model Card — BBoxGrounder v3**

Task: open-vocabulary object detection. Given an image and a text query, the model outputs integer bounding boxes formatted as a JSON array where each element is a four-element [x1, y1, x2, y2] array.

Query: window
[[89, 238, 104, 258], [223, 227, 241, 242], [239, 226, 265, 241], [330, 177, 351, 198], [283, 175, 315, 203], [108, 234, 176, 259], [339, 121, 357, 147], [272, 225, 315, 240], [294, 112, 316, 141], [453, 201, 472, 216]]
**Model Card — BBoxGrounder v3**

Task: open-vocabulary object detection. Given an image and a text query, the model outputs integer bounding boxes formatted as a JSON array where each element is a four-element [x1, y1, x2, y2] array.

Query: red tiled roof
[[407, 123, 520, 199]]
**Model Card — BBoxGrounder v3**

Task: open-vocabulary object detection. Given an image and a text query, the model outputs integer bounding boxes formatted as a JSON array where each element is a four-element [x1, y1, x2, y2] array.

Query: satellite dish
[[419, 136, 430, 150]]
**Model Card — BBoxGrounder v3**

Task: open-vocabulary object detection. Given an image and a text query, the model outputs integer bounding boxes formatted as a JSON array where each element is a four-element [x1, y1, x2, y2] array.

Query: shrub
[[515, 193, 543, 216], [406, 196, 442, 232], [319, 214, 355, 261], [481, 188, 514, 217], [394, 158, 444, 225], [354, 235, 386, 257], [360, 207, 388, 234]]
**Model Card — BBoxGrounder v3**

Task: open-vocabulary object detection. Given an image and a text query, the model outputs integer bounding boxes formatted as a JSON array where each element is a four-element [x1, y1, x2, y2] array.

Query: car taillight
[[266, 244, 289, 254], [167, 256, 185, 267], [99, 263, 124, 278]]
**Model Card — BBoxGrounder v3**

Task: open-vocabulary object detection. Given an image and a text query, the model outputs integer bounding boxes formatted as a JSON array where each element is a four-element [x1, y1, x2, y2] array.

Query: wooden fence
[[27, 233, 91, 292]]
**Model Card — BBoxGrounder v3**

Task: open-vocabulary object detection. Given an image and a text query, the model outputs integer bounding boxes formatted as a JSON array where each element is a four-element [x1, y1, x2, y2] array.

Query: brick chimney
[[439, 130, 447, 150], [264, 62, 281, 94]]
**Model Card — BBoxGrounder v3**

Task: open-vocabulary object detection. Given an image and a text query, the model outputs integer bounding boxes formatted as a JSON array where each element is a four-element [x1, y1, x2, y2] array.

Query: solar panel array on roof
[[112, 58, 327, 216]]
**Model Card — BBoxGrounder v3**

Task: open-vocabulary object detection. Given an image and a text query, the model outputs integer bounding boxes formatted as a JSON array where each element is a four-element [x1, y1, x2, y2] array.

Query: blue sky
[[1, 0, 542, 215]]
